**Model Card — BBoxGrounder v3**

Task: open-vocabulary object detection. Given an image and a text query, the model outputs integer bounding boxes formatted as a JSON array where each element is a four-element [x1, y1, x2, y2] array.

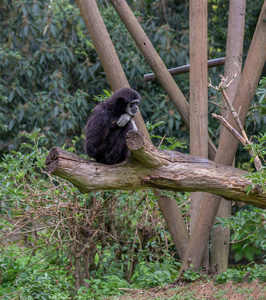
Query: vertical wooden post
[[211, 0, 246, 273], [189, 0, 209, 266]]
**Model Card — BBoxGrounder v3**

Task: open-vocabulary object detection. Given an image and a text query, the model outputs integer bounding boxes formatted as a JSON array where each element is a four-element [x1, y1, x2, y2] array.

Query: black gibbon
[[85, 88, 141, 164]]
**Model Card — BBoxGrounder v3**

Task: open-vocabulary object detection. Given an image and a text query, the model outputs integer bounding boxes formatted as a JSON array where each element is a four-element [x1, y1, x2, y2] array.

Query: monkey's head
[[125, 99, 140, 116], [107, 88, 141, 116]]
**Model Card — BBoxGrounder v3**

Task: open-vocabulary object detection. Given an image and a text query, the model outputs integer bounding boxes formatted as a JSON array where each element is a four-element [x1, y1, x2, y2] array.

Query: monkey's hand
[[117, 113, 131, 127]]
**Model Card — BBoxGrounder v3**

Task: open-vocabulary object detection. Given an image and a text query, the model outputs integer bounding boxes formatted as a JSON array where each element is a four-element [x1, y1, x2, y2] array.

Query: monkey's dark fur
[[85, 88, 141, 165]]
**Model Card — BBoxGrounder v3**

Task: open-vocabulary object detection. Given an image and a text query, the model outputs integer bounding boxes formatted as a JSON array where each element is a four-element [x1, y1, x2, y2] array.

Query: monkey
[[85, 88, 141, 165]]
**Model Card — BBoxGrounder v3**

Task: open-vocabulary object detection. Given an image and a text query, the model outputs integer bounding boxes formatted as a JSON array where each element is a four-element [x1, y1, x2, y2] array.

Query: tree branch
[[45, 131, 266, 208], [208, 75, 263, 171]]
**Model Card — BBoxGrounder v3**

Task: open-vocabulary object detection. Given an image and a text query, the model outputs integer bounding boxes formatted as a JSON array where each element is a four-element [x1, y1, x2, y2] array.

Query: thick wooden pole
[[180, 1, 266, 273], [76, 0, 128, 91], [211, 0, 246, 273], [75, 0, 148, 137], [189, 0, 209, 268], [189, 0, 209, 235], [157, 196, 189, 260]]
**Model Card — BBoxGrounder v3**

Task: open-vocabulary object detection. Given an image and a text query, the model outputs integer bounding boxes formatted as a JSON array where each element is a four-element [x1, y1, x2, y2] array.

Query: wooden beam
[[143, 58, 225, 82]]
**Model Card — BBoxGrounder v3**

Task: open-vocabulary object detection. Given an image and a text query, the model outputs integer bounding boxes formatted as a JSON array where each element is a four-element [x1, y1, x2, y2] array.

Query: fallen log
[[45, 131, 266, 208]]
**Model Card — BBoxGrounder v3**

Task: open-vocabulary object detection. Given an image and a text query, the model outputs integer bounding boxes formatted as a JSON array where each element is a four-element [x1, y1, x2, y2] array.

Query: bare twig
[[209, 101, 229, 110], [0, 290, 22, 299], [207, 75, 263, 171], [211, 114, 247, 145]]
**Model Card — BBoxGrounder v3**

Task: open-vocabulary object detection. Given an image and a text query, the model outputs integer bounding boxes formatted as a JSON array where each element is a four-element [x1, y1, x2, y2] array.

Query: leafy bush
[[78, 275, 129, 298], [0, 130, 184, 296], [245, 116, 266, 194], [131, 259, 180, 288], [0, 0, 191, 154], [16, 270, 72, 300], [216, 264, 266, 283], [215, 208, 266, 263], [0, 246, 73, 298]]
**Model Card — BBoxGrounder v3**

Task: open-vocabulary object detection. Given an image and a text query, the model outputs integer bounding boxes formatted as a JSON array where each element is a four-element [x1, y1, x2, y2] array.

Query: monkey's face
[[126, 99, 140, 116]]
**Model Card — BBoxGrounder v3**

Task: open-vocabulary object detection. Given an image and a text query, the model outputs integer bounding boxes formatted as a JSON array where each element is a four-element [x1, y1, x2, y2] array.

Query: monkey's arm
[[117, 114, 138, 131], [130, 118, 138, 131], [116, 113, 132, 127]]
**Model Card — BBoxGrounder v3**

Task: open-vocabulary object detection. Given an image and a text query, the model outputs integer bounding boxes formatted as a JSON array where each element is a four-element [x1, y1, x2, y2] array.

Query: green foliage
[[146, 120, 187, 150], [0, 130, 184, 297], [0, 0, 98, 151], [215, 264, 266, 283], [215, 208, 266, 262], [78, 275, 129, 298], [131, 259, 180, 288], [93, 89, 113, 103], [182, 268, 205, 282], [16, 270, 72, 300], [244, 132, 266, 194], [0, 246, 73, 298], [247, 76, 266, 142], [255, 77, 266, 115]]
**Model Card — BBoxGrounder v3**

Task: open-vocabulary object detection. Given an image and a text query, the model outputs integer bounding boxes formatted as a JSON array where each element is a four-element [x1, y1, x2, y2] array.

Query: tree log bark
[[45, 131, 266, 209]]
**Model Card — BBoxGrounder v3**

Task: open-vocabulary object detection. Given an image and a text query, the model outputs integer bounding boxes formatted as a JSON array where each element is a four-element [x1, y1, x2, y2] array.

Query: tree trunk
[[210, 0, 246, 273], [45, 131, 266, 208], [179, 1, 266, 273]]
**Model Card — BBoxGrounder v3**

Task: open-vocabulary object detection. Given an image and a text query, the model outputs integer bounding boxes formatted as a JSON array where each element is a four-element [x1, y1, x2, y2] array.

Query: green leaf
[[50, 24, 57, 38], [40, 53, 45, 64], [8, 90, 15, 102], [8, 118, 15, 130], [32, 3, 39, 16], [17, 109, 24, 122], [22, 6, 27, 16], [23, 25, 29, 37], [54, 105, 59, 116]]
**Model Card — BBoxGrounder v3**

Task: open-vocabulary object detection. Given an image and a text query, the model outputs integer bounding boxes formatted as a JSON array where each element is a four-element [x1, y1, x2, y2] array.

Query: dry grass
[[109, 280, 266, 299]]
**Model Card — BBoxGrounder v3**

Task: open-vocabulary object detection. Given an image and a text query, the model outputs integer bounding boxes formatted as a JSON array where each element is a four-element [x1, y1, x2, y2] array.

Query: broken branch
[[45, 131, 266, 208]]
